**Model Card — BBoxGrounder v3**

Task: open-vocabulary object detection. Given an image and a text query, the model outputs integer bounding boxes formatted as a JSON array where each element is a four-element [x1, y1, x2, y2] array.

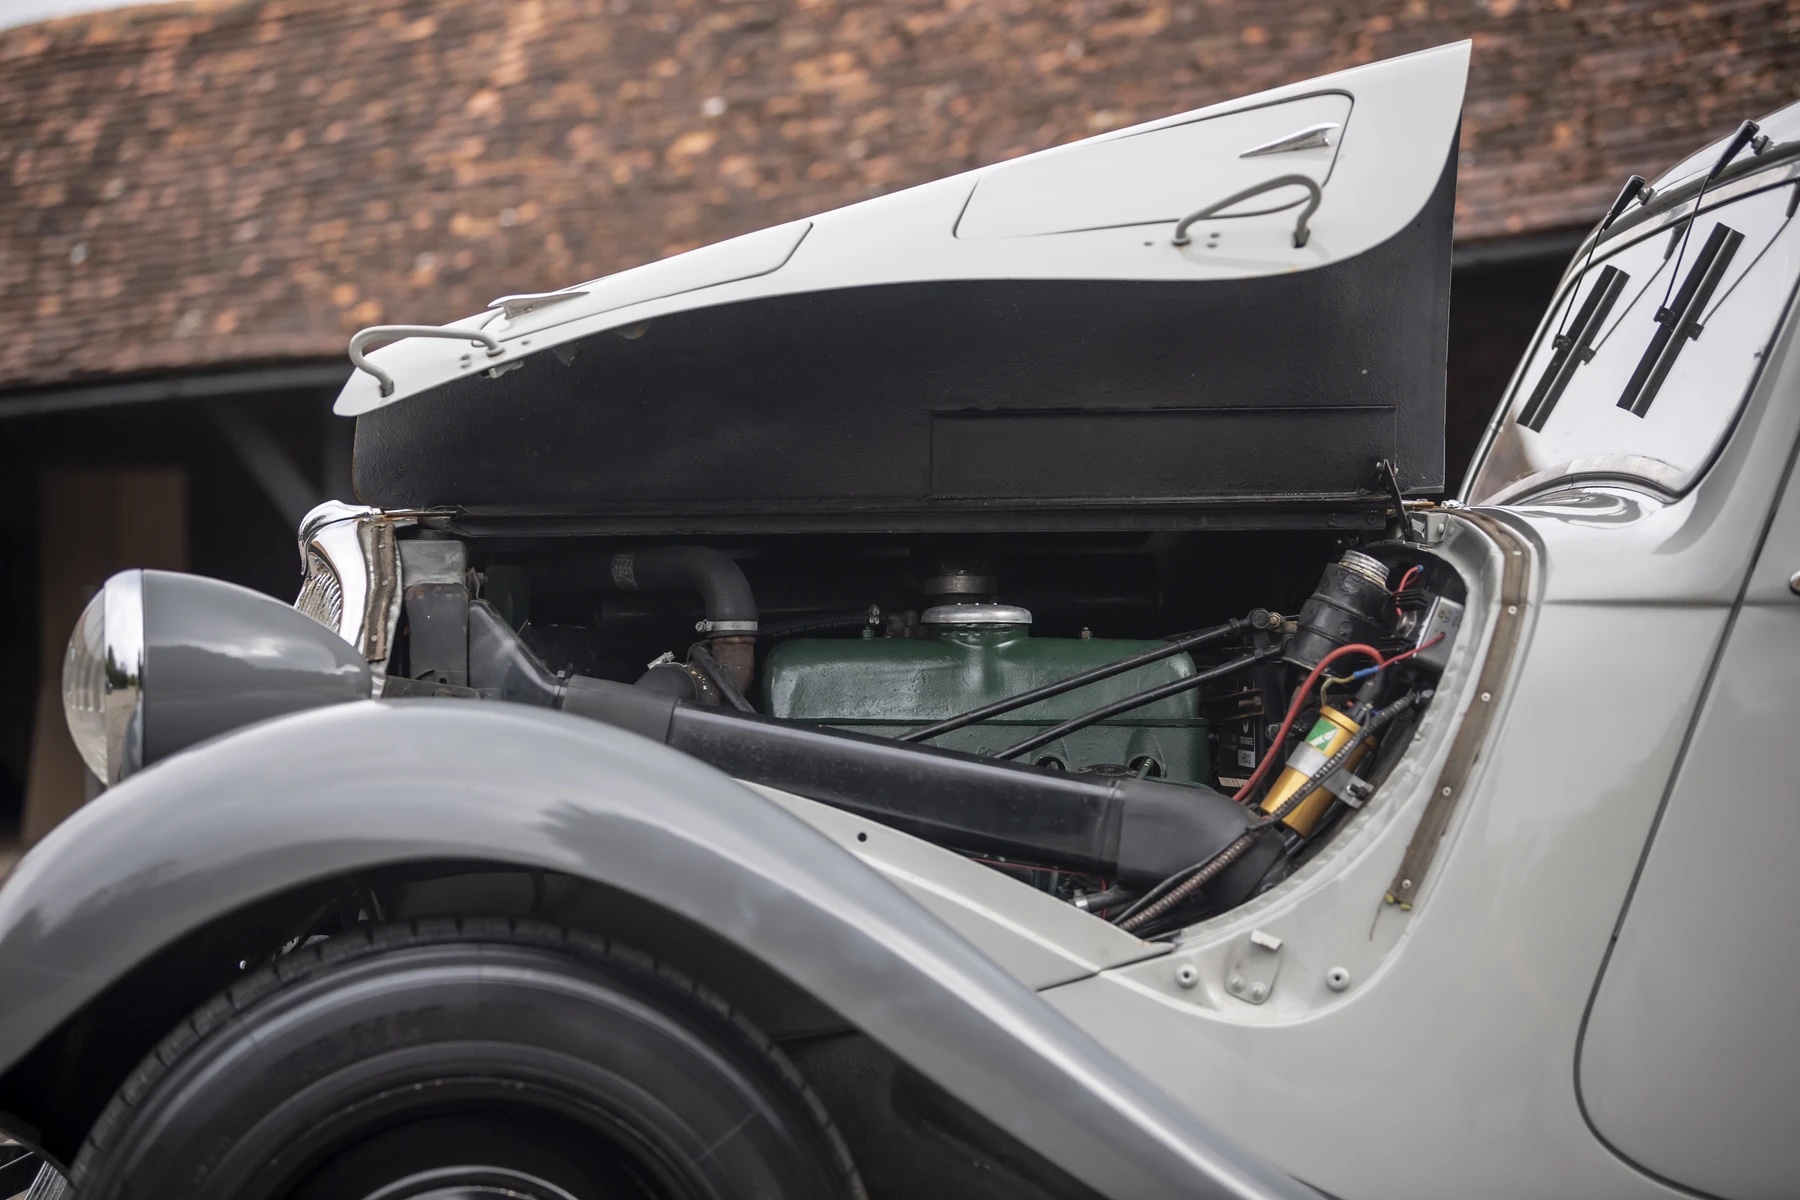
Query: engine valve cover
[[762, 616, 1209, 783]]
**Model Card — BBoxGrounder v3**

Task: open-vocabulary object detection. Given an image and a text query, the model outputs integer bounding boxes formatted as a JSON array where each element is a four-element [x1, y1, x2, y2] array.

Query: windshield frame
[[1461, 158, 1800, 507]]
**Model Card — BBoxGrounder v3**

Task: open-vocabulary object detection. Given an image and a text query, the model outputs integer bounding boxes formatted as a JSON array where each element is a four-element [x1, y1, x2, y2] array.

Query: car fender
[[0, 699, 1311, 1200]]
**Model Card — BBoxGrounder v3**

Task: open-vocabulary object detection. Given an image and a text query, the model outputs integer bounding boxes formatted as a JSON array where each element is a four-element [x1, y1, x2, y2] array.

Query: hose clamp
[[695, 619, 759, 634]]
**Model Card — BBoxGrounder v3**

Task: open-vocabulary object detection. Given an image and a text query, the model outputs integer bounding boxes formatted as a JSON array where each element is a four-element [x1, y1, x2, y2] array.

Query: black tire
[[68, 918, 862, 1200]]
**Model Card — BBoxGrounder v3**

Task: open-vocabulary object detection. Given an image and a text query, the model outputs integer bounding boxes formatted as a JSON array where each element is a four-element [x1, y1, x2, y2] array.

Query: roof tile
[[1, 0, 1796, 387]]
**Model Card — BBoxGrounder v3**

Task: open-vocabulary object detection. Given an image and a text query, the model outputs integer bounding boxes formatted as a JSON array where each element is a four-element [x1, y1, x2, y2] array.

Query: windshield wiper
[[1518, 264, 1630, 431], [1617, 221, 1743, 417], [1514, 174, 1648, 433], [1613, 120, 1766, 418]]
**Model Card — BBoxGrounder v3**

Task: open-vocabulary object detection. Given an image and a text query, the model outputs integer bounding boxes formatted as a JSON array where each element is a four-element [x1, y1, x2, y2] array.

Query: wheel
[[68, 919, 862, 1200]]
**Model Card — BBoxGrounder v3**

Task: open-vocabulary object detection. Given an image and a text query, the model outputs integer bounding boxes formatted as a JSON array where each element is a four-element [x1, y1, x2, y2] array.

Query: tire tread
[[69, 918, 863, 1199]]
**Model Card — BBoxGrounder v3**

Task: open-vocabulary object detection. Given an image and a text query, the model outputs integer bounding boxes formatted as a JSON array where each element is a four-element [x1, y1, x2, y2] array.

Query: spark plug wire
[[1345, 633, 1445, 682]]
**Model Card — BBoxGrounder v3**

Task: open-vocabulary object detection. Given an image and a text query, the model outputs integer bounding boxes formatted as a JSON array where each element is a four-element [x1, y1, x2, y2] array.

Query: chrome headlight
[[61, 570, 146, 784], [64, 568, 374, 785]]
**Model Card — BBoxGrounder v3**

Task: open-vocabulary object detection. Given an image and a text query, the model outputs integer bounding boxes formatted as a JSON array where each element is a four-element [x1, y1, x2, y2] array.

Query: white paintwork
[[751, 783, 1168, 989], [0, 0, 169, 29], [1574, 352, 1800, 1199], [954, 93, 1351, 239], [336, 42, 1468, 415], [504, 220, 811, 333]]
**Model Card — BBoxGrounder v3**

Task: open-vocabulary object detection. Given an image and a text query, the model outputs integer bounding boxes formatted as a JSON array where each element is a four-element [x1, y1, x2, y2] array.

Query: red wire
[[1370, 632, 1444, 672], [1230, 642, 1385, 804], [1393, 565, 1423, 620]]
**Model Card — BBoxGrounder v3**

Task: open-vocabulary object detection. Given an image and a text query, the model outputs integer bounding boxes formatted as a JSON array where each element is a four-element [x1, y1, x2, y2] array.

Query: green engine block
[[761, 609, 1209, 783]]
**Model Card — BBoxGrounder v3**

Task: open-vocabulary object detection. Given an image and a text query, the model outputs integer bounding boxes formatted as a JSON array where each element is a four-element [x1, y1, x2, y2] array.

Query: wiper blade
[[1617, 222, 1743, 418], [1518, 264, 1630, 432]]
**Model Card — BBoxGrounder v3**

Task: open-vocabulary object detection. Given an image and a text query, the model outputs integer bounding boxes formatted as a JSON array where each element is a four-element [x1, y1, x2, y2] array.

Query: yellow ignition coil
[[1260, 705, 1372, 836]]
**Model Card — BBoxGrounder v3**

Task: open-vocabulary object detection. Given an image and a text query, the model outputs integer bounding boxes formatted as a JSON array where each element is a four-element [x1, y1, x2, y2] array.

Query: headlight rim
[[62, 568, 146, 785]]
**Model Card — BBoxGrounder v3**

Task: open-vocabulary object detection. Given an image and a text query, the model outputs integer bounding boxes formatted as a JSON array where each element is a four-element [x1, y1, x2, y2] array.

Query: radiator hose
[[610, 547, 758, 692]]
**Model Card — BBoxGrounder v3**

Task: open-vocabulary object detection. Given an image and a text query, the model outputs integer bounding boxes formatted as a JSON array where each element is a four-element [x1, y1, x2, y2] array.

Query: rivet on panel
[[1175, 964, 1199, 990]]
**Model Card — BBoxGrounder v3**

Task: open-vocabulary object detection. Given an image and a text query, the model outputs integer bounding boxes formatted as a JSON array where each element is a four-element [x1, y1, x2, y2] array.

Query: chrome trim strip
[[1239, 122, 1337, 157], [101, 570, 145, 784]]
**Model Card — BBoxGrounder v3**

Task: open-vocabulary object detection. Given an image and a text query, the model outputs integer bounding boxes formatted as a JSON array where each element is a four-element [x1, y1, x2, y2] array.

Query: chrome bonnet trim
[[294, 501, 410, 693]]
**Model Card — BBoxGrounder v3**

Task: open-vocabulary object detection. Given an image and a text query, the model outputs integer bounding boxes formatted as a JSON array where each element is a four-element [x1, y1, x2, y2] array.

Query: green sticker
[[1305, 718, 1337, 752]]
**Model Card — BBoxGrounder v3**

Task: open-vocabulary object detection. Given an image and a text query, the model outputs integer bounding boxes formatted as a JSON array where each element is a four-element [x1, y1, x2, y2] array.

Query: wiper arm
[[1517, 174, 1649, 433], [1656, 119, 1765, 313]]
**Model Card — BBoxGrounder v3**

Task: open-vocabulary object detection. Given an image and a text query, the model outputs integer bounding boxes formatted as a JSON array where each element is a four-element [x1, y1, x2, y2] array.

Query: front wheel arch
[[0, 859, 841, 1167], [0, 699, 1314, 1200]]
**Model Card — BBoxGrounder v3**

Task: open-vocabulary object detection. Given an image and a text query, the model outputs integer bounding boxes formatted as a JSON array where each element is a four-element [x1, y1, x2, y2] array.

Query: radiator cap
[[921, 603, 1033, 627]]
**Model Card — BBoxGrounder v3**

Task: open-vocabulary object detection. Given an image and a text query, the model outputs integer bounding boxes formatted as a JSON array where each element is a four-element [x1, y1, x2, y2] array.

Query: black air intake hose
[[610, 547, 758, 692], [558, 676, 1260, 890]]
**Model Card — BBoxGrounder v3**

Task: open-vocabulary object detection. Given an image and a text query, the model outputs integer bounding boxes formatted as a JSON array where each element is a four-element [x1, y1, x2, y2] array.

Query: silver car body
[[4, 43, 1799, 1200]]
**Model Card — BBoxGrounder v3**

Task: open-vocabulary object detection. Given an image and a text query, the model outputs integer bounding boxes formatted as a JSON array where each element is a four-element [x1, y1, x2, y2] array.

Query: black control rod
[[900, 616, 1249, 744], [993, 649, 1275, 760]]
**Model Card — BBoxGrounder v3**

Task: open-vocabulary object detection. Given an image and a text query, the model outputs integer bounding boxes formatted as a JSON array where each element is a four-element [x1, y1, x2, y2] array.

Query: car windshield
[[1466, 177, 1800, 504]]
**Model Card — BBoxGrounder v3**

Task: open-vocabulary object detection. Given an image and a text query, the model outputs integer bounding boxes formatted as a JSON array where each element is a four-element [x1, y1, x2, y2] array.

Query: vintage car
[[5, 40, 1800, 1200]]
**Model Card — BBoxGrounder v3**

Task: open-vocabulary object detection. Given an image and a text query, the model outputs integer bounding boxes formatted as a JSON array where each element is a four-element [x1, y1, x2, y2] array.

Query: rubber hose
[[611, 547, 757, 691], [609, 547, 757, 627]]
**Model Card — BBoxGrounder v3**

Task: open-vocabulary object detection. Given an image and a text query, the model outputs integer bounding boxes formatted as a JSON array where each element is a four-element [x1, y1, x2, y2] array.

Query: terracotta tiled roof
[[2, 0, 1796, 389]]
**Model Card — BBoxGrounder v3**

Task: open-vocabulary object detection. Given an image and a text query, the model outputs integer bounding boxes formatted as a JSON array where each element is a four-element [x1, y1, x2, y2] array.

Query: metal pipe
[[992, 649, 1275, 761], [900, 617, 1246, 744]]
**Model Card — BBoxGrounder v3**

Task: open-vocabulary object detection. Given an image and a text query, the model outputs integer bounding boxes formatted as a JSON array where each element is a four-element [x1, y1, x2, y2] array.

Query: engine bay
[[368, 527, 1465, 938]]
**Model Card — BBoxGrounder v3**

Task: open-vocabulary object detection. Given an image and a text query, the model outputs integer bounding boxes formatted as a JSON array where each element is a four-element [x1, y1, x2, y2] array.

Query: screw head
[[1227, 974, 1245, 994], [1790, 570, 1800, 596], [1248, 982, 1267, 1002], [1175, 964, 1199, 990]]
